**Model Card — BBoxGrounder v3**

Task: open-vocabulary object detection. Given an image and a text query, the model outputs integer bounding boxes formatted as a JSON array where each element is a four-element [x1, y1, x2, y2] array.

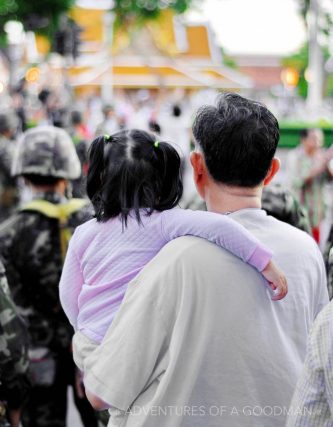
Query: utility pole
[[101, 10, 114, 103], [76, 0, 114, 102], [4, 21, 25, 91], [306, 0, 323, 113]]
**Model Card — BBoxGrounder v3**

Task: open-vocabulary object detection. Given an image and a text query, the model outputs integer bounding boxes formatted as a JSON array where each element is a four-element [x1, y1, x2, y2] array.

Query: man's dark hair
[[192, 92, 280, 187], [87, 129, 183, 225]]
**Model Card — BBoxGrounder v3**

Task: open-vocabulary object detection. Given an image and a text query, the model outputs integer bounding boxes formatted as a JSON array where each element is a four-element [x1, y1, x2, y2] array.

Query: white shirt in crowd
[[82, 209, 328, 427], [159, 113, 191, 160]]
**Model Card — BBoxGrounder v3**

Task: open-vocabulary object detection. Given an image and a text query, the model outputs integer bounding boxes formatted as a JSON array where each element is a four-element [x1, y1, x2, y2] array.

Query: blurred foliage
[[326, 73, 333, 98], [282, 44, 309, 98], [221, 46, 237, 69], [283, 43, 331, 98], [297, 0, 333, 40], [0, 0, 74, 39], [298, 0, 309, 20], [0, 0, 197, 42], [112, 0, 197, 28]]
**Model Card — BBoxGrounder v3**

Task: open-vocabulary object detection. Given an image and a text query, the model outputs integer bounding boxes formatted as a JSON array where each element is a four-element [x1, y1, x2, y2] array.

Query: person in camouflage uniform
[[261, 184, 312, 233], [0, 126, 98, 427], [0, 259, 30, 427], [0, 113, 20, 222]]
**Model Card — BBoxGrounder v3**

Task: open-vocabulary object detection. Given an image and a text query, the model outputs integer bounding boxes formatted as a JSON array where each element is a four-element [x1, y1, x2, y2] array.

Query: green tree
[[112, 0, 197, 27], [0, 0, 74, 39], [282, 43, 309, 98], [283, 42, 332, 98], [297, 0, 333, 37], [283, 1, 333, 100]]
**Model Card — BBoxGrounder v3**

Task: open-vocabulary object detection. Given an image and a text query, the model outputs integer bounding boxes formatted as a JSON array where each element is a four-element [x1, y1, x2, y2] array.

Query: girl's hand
[[262, 260, 288, 301]]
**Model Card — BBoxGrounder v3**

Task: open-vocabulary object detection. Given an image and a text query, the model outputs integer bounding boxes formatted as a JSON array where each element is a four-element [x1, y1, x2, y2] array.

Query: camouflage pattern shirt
[[0, 192, 92, 353], [0, 259, 30, 409], [0, 136, 19, 220], [261, 184, 312, 234]]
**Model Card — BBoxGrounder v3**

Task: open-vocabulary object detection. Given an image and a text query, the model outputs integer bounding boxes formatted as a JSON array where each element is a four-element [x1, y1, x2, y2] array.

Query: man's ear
[[190, 151, 207, 199], [190, 151, 203, 174], [263, 158, 280, 186]]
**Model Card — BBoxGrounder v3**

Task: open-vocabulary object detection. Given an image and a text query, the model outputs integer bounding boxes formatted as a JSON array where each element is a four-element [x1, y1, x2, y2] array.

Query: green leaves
[[0, 0, 74, 38], [0, 0, 197, 43], [112, 0, 195, 25]]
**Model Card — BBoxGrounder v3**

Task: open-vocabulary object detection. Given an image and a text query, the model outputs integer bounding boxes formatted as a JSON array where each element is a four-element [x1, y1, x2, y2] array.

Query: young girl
[[59, 129, 287, 351]]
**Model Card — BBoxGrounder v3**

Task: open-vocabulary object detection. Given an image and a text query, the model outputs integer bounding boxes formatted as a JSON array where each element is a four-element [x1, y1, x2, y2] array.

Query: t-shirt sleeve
[[83, 279, 167, 411], [161, 208, 272, 272], [59, 229, 84, 330]]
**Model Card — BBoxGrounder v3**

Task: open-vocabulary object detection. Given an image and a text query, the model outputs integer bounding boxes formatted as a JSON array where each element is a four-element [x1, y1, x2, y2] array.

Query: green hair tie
[[104, 134, 110, 141], [154, 141, 159, 148]]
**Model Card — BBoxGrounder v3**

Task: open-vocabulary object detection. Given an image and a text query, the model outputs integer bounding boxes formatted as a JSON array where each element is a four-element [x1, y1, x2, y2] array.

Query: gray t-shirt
[[84, 209, 328, 427]]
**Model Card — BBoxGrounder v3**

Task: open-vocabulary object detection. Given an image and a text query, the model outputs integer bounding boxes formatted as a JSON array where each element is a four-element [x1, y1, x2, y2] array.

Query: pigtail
[[86, 136, 107, 219], [154, 142, 183, 211]]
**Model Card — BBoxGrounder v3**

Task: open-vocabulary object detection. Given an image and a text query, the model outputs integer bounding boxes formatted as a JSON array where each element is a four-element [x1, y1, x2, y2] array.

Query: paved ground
[[67, 389, 84, 427]]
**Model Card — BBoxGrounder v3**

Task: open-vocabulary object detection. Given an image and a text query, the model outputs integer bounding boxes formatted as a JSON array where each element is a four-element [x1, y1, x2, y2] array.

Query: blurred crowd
[[0, 85, 195, 201], [1, 87, 333, 426]]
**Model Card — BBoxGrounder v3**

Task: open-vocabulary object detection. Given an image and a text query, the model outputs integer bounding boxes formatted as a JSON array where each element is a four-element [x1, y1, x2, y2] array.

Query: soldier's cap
[[11, 125, 81, 180]]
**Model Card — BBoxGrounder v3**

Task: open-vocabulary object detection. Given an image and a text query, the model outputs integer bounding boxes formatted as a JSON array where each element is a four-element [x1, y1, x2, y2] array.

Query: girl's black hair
[[87, 129, 183, 225]]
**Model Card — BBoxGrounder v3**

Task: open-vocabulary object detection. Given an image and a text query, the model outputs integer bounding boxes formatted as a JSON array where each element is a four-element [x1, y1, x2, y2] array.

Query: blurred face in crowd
[[105, 108, 114, 119], [302, 129, 323, 155]]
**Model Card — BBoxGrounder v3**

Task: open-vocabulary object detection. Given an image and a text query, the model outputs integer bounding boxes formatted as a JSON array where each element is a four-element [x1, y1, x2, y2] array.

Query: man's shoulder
[[160, 215, 317, 261], [152, 236, 240, 273], [247, 211, 315, 246], [266, 214, 318, 249]]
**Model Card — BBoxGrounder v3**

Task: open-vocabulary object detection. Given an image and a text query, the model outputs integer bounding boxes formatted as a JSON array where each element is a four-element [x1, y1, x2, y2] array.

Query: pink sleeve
[[59, 230, 84, 330], [161, 208, 272, 272]]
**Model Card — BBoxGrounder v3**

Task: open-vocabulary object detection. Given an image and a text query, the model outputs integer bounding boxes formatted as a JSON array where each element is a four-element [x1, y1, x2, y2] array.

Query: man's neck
[[204, 183, 262, 214]]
